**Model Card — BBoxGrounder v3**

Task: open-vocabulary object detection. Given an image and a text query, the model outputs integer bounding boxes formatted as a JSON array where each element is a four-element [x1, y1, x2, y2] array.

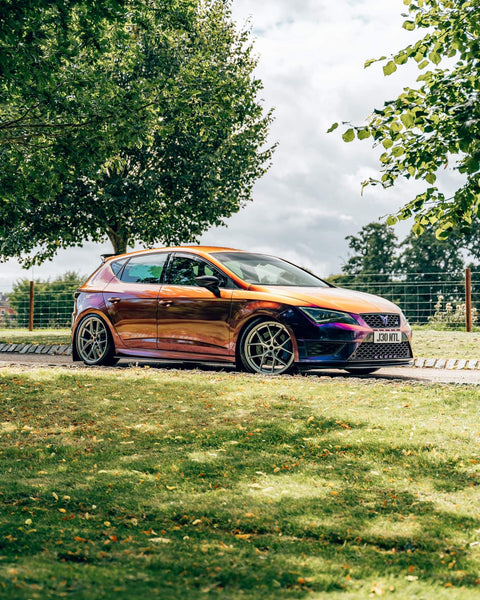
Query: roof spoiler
[[101, 253, 117, 263]]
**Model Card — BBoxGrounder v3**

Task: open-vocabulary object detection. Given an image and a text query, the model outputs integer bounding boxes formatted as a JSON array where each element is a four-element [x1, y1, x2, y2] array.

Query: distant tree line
[[329, 221, 480, 323], [6, 272, 84, 329]]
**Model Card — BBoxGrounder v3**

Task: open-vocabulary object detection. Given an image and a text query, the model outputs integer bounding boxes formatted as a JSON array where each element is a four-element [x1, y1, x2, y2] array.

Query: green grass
[[412, 329, 480, 359], [0, 328, 71, 346], [1, 366, 480, 598]]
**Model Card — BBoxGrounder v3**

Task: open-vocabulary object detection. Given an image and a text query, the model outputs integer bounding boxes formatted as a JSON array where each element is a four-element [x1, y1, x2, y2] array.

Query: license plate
[[373, 331, 402, 344]]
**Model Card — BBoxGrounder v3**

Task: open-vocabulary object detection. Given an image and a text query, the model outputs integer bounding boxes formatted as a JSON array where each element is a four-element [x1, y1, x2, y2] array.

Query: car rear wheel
[[344, 367, 380, 376], [75, 315, 117, 366], [239, 319, 295, 375]]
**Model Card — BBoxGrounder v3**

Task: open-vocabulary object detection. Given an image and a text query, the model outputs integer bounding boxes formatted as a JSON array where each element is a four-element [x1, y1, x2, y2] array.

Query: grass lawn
[[412, 329, 480, 359], [0, 329, 71, 346], [1, 366, 480, 599]]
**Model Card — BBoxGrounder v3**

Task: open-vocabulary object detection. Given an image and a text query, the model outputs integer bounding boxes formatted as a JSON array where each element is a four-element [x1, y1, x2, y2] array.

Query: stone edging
[[0, 343, 72, 356], [413, 357, 480, 370], [0, 343, 479, 369]]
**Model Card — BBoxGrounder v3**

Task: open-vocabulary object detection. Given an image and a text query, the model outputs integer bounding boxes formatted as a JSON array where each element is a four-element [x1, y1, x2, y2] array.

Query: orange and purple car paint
[[72, 247, 413, 375]]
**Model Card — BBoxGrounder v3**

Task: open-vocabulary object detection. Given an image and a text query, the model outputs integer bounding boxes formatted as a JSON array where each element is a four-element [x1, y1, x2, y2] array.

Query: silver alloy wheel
[[76, 315, 110, 364], [242, 321, 294, 374]]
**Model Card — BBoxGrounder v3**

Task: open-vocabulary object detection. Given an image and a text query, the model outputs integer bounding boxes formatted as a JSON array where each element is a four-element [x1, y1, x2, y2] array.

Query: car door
[[157, 253, 233, 358], [104, 252, 169, 348]]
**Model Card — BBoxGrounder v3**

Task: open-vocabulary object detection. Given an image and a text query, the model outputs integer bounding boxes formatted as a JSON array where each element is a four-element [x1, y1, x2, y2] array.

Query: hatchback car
[[72, 246, 413, 374]]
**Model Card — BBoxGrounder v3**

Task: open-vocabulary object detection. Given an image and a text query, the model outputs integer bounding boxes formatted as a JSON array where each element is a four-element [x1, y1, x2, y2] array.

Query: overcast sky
[[0, 0, 461, 290]]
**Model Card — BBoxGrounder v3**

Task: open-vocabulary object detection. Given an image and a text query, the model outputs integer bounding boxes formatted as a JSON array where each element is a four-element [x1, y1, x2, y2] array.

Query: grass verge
[[412, 329, 480, 359], [0, 329, 71, 346], [1, 366, 480, 598]]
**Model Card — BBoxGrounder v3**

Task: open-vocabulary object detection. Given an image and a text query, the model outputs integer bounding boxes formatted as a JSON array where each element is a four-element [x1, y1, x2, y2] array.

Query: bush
[[428, 294, 478, 329]]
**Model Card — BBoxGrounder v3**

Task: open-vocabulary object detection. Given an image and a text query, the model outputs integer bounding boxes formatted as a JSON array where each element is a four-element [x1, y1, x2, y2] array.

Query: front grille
[[305, 342, 345, 357], [361, 313, 400, 329], [350, 341, 412, 361]]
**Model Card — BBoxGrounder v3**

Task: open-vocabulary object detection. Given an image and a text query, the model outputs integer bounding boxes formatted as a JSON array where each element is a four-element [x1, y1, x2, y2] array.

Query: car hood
[[248, 285, 401, 314]]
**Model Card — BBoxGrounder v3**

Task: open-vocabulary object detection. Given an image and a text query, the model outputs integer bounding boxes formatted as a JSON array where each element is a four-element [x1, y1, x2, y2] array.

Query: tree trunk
[[106, 227, 128, 255]]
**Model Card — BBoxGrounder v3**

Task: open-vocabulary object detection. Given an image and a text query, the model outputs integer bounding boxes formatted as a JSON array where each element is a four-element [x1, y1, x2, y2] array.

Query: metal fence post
[[465, 267, 472, 332], [29, 280, 34, 332]]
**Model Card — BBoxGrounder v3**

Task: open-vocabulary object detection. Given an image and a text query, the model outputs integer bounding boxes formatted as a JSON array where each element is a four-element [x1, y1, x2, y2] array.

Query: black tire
[[344, 367, 380, 376], [238, 319, 295, 375], [74, 314, 117, 366]]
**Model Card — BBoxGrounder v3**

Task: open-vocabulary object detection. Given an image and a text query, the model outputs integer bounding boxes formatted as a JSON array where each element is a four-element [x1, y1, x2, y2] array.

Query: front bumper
[[286, 308, 413, 369]]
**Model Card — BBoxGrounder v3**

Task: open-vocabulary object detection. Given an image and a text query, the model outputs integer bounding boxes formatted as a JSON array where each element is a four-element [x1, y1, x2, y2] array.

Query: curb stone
[[0, 344, 479, 370]]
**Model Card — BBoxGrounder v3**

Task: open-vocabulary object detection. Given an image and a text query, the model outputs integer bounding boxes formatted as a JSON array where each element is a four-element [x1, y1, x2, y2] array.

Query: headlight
[[400, 311, 410, 327], [298, 307, 358, 325]]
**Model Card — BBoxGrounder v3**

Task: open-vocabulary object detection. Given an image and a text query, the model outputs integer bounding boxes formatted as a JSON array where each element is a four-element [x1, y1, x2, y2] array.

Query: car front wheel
[[75, 314, 117, 366], [239, 319, 295, 375]]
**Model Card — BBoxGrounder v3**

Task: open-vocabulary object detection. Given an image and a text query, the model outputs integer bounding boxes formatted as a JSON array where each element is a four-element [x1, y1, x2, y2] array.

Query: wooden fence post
[[29, 281, 34, 332], [465, 267, 472, 333]]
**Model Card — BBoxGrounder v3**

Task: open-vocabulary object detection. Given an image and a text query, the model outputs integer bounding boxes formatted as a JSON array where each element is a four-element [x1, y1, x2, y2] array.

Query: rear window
[[120, 253, 168, 284]]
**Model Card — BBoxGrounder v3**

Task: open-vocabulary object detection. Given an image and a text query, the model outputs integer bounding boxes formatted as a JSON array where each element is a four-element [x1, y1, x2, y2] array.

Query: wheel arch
[[72, 310, 118, 362]]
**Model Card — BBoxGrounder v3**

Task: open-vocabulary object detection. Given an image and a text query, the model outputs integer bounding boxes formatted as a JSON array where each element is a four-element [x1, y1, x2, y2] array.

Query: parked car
[[72, 246, 413, 374]]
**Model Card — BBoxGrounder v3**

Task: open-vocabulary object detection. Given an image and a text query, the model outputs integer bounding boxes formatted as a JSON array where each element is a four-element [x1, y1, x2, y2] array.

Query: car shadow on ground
[[111, 358, 424, 383]]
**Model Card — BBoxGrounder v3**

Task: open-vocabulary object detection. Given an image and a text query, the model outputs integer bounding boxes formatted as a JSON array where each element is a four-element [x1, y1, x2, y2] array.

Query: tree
[[336, 222, 398, 286], [0, 1, 169, 202], [397, 227, 465, 322], [332, 0, 480, 239], [8, 272, 85, 328], [0, 0, 274, 264]]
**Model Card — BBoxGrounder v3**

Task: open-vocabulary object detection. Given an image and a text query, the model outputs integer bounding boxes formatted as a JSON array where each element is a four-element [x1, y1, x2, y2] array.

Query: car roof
[[106, 246, 245, 261]]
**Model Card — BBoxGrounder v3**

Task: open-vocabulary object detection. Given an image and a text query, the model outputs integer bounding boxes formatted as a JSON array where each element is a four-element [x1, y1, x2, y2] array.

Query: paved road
[[1, 351, 480, 384]]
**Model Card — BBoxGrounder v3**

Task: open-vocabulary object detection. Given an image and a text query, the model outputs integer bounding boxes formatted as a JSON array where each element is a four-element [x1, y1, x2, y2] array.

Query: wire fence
[[0, 270, 478, 330]]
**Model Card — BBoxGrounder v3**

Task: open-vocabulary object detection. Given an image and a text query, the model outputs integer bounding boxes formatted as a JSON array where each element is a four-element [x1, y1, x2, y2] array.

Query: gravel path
[[2, 352, 480, 384]]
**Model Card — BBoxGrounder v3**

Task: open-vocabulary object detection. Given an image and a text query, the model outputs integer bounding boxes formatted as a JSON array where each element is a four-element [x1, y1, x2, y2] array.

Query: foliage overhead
[[0, 0, 274, 264], [331, 0, 480, 239]]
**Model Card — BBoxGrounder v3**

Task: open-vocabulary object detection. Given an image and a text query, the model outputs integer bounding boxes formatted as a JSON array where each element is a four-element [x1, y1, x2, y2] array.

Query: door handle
[[107, 297, 121, 304], [159, 299, 173, 307]]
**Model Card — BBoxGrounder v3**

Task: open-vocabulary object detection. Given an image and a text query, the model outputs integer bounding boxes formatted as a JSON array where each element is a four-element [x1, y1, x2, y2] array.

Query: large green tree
[[0, 0, 274, 264], [340, 222, 398, 283], [332, 0, 480, 239]]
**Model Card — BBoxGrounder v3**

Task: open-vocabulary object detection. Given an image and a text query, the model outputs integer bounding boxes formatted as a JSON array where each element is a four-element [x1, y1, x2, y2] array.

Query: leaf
[[357, 128, 370, 140], [403, 21, 416, 31], [327, 122, 339, 133], [412, 222, 424, 236], [400, 112, 414, 128], [383, 61, 398, 76], [386, 215, 398, 226], [342, 128, 355, 142], [425, 173, 436, 184]]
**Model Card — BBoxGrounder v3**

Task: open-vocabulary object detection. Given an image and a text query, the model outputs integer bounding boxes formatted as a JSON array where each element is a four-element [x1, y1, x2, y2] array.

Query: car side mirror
[[195, 275, 221, 297]]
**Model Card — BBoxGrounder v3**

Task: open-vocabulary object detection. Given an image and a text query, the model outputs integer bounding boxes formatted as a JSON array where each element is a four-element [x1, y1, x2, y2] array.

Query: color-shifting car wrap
[[72, 246, 413, 374]]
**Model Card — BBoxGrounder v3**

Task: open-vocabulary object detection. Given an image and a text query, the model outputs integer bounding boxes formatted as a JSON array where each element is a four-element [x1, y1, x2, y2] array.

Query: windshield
[[212, 252, 330, 287]]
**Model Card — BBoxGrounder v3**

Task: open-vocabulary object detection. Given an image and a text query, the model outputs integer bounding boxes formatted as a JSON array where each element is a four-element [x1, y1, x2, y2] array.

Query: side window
[[165, 255, 229, 287], [120, 253, 168, 284]]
